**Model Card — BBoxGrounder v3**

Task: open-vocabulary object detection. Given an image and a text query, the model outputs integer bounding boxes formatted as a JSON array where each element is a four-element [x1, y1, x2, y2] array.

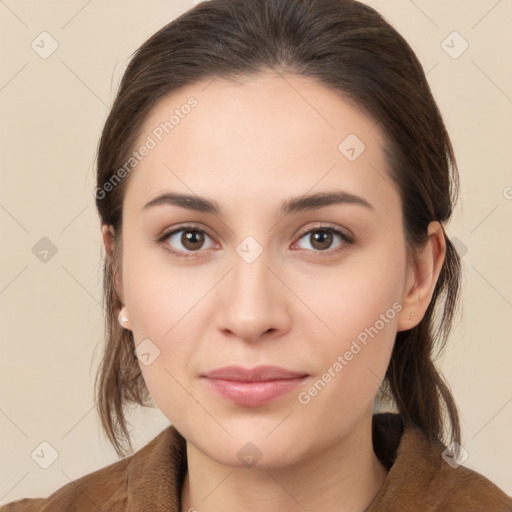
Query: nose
[[215, 244, 291, 343]]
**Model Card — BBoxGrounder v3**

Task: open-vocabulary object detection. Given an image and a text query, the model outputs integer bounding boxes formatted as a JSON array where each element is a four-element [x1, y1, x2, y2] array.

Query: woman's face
[[117, 72, 415, 467]]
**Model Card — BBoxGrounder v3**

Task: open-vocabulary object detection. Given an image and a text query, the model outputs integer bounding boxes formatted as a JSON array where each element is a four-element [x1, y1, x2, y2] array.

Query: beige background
[[1, 0, 511, 504]]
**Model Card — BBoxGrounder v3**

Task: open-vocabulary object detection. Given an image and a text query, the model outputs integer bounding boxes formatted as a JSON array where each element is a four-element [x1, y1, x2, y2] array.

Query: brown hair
[[94, 0, 462, 457]]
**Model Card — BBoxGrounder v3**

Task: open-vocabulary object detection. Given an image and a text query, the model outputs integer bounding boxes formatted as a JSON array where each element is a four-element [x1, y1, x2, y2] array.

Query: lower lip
[[202, 376, 308, 407]]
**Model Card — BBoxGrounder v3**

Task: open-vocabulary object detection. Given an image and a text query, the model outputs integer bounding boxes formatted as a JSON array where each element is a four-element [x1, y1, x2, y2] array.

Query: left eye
[[294, 227, 350, 252]]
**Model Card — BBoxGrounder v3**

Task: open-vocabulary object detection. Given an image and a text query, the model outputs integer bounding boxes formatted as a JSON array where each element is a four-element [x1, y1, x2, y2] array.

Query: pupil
[[184, 230, 203, 249], [313, 231, 331, 249]]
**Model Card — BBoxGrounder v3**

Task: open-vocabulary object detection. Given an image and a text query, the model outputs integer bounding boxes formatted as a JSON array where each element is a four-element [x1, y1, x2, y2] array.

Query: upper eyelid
[[160, 223, 214, 241]]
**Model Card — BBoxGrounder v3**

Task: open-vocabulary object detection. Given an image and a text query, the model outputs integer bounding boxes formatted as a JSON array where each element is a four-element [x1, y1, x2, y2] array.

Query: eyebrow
[[142, 190, 374, 217]]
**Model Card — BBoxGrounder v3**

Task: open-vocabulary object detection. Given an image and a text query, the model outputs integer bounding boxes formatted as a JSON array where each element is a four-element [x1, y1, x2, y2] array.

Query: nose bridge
[[216, 233, 289, 338], [230, 236, 275, 314]]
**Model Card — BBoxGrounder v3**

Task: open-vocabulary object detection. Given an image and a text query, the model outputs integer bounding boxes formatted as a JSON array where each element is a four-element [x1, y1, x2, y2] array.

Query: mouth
[[200, 365, 309, 407]]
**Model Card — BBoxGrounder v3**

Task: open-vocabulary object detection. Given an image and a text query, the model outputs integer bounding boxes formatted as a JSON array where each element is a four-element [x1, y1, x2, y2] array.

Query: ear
[[101, 224, 124, 304], [397, 221, 446, 331]]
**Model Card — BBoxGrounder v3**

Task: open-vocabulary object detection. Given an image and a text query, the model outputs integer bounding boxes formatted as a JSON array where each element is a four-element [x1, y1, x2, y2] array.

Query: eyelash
[[155, 223, 354, 259]]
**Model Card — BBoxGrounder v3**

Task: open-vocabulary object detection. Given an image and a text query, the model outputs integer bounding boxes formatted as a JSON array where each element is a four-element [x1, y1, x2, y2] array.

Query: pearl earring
[[118, 308, 129, 328]]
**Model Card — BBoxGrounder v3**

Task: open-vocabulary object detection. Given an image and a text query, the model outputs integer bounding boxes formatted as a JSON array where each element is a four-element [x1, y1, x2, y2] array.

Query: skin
[[102, 71, 446, 512]]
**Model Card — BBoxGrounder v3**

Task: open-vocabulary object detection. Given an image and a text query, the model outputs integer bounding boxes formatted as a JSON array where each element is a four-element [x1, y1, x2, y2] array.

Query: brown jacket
[[1, 413, 511, 511]]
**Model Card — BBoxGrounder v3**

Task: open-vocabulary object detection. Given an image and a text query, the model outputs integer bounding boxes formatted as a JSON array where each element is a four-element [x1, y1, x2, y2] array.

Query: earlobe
[[397, 221, 446, 331]]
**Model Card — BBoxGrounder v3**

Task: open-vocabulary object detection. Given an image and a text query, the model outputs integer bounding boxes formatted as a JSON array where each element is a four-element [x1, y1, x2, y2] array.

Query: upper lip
[[201, 365, 308, 382]]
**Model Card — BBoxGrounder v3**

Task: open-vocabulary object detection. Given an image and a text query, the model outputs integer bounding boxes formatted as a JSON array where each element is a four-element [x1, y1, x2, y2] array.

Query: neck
[[180, 412, 388, 512]]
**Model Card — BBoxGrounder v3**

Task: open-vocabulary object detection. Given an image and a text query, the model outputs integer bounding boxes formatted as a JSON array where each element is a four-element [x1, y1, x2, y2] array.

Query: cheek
[[121, 239, 212, 420], [293, 240, 405, 406], [121, 231, 211, 338], [299, 239, 406, 350]]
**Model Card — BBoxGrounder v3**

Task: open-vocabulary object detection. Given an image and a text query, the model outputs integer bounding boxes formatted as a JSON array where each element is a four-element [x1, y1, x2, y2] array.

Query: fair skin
[[102, 72, 445, 512]]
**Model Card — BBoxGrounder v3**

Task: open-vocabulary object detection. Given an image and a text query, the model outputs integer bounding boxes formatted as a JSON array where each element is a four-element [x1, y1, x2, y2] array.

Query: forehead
[[123, 71, 397, 216]]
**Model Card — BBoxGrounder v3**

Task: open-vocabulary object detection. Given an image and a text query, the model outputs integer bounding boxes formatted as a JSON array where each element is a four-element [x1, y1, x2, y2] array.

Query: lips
[[200, 365, 309, 407], [201, 365, 308, 382]]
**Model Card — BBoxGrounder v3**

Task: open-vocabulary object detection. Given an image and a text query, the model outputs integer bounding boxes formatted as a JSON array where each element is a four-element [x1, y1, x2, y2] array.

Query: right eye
[[156, 224, 216, 258]]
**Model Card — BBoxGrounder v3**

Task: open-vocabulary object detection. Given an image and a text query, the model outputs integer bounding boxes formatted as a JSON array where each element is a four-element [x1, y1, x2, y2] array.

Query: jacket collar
[[126, 424, 187, 511]]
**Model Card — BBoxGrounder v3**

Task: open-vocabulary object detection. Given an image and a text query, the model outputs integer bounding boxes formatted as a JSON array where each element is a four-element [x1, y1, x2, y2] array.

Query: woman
[[2, 0, 511, 510]]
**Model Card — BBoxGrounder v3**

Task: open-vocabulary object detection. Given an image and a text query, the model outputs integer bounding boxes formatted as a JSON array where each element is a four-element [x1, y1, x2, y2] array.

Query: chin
[[180, 421, 295, 465]]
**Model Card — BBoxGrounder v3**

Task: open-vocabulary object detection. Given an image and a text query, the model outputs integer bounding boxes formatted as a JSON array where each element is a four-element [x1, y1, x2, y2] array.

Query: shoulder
[[426, 453, 512, 510], [0, 426, 179, 512], [0, 455, 130, 512], [370, 413, 512, 511], [406, 426, 512, 510]]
